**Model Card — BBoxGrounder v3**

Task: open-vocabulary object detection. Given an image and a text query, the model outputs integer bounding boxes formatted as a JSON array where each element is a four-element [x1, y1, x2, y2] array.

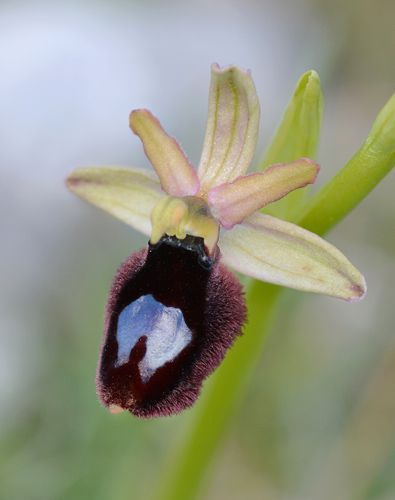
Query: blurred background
[[1, 0, 394, 499]]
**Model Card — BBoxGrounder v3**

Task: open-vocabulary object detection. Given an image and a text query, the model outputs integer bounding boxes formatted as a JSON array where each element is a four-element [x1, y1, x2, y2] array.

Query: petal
[[208, 158, 320, 229], [129, 109, 200, 197], [197, 63, 260, 194], [66, 166, 164, 237], [219, 212, 366, 302]]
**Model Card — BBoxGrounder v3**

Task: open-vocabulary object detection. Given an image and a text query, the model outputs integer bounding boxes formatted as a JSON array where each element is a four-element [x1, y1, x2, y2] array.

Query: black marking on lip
[[149, 234, 217, 270]]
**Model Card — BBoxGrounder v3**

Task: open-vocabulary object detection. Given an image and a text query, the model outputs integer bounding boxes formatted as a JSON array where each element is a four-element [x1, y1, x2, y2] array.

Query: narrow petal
[[219, 212, 366, 301], [66, 166, 164, 237], [208, 158, 320, 229], [197, 63, 260, 195], [130, 109, 200, 197]]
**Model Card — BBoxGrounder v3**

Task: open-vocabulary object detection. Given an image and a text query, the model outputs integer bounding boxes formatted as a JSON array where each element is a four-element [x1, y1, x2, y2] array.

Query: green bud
[[259, 70, 324, 219]]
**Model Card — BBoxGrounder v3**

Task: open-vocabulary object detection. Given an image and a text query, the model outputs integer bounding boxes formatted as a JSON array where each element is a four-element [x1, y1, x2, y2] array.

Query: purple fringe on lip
[[96, 239, 246, 418]]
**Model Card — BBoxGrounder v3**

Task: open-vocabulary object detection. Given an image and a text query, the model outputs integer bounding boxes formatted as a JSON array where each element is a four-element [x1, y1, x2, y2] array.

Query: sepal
[[197, 63, 260, 195], [66, 166, 163, 236], [219, 212, 366, 301]]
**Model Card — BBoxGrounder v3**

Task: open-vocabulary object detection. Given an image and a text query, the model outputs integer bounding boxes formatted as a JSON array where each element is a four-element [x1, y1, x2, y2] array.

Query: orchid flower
[[67, 63, 366, 418]]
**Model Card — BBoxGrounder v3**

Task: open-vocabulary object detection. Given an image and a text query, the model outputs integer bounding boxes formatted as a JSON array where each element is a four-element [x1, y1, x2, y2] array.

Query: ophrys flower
[[67, 63, 366, 418]]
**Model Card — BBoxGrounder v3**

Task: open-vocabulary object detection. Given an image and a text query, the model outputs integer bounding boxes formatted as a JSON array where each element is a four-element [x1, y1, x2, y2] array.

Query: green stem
[[296, 92, 395, 236], [296, 143, 395, 236], [150, 281, 282, 500]]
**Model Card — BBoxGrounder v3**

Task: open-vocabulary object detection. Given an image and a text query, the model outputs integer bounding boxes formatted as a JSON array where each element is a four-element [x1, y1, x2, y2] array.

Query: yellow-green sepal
[[219, 212, 366, 302], [197, 63, 260, 195], [66, 166, 164, 237]]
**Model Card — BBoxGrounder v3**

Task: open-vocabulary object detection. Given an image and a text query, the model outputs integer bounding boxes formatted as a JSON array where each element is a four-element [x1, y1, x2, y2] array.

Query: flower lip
[[97, 234, 245, 418]]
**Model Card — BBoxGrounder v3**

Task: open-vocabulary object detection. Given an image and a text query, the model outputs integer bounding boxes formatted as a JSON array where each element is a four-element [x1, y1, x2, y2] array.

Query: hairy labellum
[[97, 235, 246, 418]]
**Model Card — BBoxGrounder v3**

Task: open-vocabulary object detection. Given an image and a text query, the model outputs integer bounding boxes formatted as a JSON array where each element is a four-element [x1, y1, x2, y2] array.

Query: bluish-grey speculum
[[116, 294, 193, 382]]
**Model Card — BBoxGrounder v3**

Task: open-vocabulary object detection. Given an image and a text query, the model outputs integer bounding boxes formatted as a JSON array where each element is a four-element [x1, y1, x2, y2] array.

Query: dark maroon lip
[[96, 235, 246, 418]]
